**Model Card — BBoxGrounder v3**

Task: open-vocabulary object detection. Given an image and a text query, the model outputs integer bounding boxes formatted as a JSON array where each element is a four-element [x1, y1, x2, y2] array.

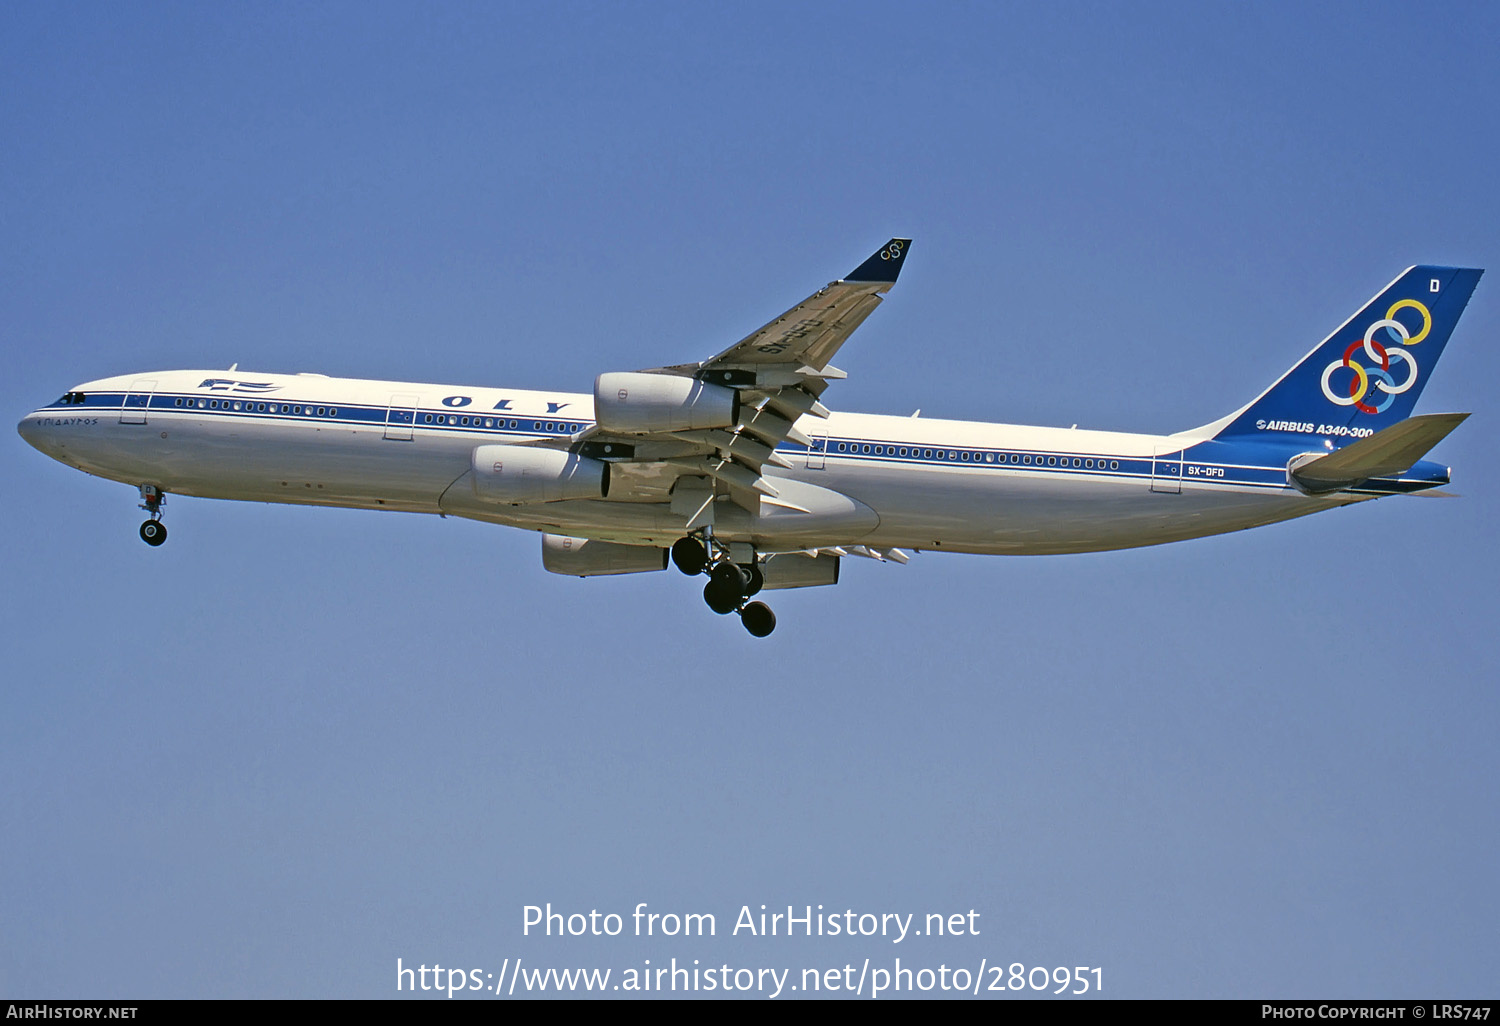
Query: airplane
[[17, 239, 1483, 637]]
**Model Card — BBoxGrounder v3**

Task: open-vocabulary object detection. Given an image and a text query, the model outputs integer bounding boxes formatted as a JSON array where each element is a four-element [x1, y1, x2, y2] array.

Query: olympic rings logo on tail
[[1319, 299, 1432, 414]]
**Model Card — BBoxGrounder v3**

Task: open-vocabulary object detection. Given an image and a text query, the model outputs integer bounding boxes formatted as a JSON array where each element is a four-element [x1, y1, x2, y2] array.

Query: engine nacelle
[[594, 372, 738, 435], [471, 444, 607, 504], [542, 535, 669, 577], [759, 553, 840, 590]]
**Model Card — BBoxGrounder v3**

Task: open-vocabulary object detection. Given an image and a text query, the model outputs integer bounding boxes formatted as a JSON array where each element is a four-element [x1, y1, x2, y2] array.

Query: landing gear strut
[[138, 485, 167, 547], [680, 529, 776, 636]]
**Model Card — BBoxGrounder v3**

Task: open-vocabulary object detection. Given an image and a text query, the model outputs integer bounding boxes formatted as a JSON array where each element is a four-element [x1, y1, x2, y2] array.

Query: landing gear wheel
[[740, 601, 776, 637], [709, 561, 746, 593], [671, 537, 708, 575], [704, 578, 740, 614], [740, 563, 764, 597], [140, 520, 167, 546]]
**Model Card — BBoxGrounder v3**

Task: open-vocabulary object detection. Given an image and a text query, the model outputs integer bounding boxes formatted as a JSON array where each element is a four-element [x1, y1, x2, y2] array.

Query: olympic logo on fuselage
[[1319, 299, 1432, 414]]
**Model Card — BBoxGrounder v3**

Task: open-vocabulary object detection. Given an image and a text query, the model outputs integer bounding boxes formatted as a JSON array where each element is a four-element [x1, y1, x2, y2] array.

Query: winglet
[[845, 238, 912, 284]]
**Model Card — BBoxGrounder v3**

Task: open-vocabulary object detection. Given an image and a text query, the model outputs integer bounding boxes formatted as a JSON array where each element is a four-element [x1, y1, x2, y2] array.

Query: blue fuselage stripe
[[37, 392, 1429, 496]]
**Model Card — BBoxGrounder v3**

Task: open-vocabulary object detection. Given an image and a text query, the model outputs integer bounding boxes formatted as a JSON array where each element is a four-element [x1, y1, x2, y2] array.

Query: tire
[[703, 578, 740, 614], [740, 601, 776, 637], [709, 561, 745, 595], [671, 537, 708, 575], [140, 520, 167, 546]]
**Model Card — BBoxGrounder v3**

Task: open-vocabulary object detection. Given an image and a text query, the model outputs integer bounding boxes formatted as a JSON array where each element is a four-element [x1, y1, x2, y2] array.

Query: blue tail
[[1213, 266, 1482, 439]]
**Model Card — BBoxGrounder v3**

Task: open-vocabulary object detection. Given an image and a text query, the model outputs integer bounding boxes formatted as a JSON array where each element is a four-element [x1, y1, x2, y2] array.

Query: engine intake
[[471, 444, 607, 504], [594, 372, 738, 435]]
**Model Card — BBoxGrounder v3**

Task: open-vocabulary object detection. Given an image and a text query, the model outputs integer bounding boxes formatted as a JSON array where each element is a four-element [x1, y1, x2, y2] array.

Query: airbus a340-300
[[18, 240, 1482, 636]]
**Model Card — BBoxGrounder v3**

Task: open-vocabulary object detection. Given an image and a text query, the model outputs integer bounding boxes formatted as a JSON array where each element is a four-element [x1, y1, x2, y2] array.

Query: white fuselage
[[20, 368, 1357, 556]]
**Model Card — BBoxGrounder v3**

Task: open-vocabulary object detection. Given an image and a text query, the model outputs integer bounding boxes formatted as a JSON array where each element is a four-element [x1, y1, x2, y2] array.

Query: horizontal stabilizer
[[1290, 413, 1468, 491]]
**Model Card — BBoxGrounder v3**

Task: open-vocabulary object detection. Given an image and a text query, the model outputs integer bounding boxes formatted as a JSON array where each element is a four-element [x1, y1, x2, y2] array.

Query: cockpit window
[[56, 392, 87, 406]]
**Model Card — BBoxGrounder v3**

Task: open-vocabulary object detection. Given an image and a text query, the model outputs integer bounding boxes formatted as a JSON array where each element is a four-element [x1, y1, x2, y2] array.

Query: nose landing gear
[[675, 530, 777, 637], [138, 485, 167, 547]]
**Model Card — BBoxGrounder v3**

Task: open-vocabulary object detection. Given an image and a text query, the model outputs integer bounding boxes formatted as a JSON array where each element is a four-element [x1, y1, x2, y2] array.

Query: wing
[[688, 236, 911, 374], [568, 238, 912, 515]]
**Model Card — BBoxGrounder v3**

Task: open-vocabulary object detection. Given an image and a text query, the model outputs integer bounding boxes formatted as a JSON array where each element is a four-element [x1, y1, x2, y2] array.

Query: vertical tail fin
[[1211, 266, 1482, 439]]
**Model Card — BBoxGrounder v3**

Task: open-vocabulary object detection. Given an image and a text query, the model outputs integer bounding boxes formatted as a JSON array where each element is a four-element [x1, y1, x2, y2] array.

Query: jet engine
[[759, 553, 840, 589], [542, 534, 669, 576], [594, 372, 738, 434], [470, 444, 607, 504]]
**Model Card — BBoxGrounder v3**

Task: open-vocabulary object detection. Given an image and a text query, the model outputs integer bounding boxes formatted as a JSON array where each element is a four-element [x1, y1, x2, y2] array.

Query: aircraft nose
[[17, 411, 57, 457]]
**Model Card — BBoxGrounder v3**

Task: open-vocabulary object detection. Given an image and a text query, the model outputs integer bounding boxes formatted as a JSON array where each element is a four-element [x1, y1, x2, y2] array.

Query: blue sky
[[3, 1, 1497, 999]]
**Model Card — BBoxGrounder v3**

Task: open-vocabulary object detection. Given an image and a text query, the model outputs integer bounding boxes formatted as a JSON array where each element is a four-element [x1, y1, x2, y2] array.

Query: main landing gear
[[672, 533, 777, 637], [138, 485, 167, 547]]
